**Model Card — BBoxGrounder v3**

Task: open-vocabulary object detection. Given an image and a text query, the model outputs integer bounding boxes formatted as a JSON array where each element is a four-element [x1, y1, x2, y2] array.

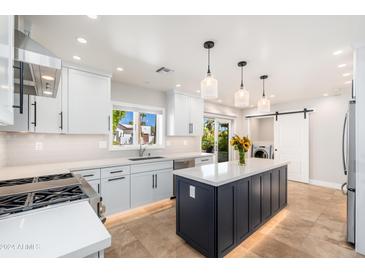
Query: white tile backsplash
[[4, 133, 201, 166]]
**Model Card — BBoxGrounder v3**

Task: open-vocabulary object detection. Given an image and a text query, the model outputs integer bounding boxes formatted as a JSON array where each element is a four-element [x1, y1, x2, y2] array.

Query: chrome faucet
[[139, 144, 147, 157]]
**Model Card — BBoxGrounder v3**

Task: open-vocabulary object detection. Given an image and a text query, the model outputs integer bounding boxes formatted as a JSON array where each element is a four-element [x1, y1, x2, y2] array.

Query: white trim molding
[[309, 179, 343, 190]]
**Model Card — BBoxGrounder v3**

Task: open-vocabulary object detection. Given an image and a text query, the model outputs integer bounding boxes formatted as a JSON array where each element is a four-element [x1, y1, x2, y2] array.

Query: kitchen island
[[173, 158, 288, 258]]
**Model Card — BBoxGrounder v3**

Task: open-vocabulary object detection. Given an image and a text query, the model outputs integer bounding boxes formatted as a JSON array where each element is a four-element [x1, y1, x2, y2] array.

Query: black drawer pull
[[83, 174, 94, 178], [110, 170, 124, 174], [201, 159, 209, 162], [108, 177, 125, 182]]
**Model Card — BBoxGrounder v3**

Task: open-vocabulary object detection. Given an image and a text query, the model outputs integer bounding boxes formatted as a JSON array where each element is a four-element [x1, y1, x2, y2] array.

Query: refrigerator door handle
[[342, 113, 348, 175]]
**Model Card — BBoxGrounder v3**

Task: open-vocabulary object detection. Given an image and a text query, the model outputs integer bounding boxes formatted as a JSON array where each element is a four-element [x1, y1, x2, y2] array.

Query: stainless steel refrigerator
[[342, 99, 356, 244]]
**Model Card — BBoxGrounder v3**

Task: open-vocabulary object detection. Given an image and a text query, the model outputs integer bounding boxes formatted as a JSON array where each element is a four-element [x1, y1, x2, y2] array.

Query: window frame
[[109, 101, 166, 151]]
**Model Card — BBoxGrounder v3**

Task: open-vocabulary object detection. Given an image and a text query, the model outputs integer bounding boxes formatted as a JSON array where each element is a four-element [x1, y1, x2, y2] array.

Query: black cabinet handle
[[13, 62, 24, 114], [152, 174, 155, 188], [108, 115, 110, 131], [59, 112, 63, 130], [201, 159, 209, 162], [31, 101, 37, 127], [155, 174, 158, 188], [83, 174, 94, 178], [108, 176, 125, 182], [110, 170, 124, 174]]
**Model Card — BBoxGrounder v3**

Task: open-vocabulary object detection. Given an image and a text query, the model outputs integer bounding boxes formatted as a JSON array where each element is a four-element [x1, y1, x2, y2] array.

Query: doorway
[[202, 117, 232, 163]]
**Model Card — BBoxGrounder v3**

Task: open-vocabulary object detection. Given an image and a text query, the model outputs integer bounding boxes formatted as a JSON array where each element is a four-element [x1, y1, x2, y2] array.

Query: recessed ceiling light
[[77, 37, 87, 44], [196, 90, 201, 93], [342, 72, 352, 77], [116, 67, 124, 72], [333, 50, 343, 56], [345, 80, 352, 84], [269, 94, 276, 98], [43, 90, 53, 95], [73, 55, 81, 61], [338, 64, 347, 68], [323, 93, 329, 97], [87, 15, 98, 19], [41, 75, 54, 81], [176, 84, 181, 88]]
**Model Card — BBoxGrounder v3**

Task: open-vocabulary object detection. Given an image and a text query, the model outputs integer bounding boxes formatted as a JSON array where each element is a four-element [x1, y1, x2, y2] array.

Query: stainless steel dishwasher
[[172, 158, 195, 198]]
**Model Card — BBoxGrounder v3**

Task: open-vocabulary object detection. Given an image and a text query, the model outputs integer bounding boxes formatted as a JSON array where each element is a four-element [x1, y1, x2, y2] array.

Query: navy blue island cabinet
[[175, 165, 288, 258]]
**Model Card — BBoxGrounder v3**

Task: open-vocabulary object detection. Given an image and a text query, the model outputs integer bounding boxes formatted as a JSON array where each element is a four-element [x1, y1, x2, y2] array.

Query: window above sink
[[110, 102, 165, 151]]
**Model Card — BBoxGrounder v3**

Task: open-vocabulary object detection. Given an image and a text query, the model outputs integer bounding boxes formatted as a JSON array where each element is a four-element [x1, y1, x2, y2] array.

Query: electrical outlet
[[98, 141, 107, 149], [35, 142, 43, 151]]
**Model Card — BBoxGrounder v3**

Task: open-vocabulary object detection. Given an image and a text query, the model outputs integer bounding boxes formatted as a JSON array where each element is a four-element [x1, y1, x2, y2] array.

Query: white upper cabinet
[[65, 67, 111, 134], [166, 91, 204, 136], [0, 16, 14, 126]]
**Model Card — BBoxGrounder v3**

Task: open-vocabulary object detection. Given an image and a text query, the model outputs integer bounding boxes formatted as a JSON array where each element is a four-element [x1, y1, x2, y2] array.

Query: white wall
[[0, 133, 6, 167], [3, 82, 201, 166], [243, 92, 351, 187], [249, 117, 274, 143], [355, 47, 365, 255]]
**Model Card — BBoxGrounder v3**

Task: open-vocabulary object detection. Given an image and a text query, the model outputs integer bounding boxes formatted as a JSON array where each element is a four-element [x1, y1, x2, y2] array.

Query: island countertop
[[173, 158, 289, 187]]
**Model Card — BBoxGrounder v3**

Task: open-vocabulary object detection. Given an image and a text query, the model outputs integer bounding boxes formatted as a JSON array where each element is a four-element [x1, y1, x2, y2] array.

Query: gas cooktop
[[0, 173, 89, 218]]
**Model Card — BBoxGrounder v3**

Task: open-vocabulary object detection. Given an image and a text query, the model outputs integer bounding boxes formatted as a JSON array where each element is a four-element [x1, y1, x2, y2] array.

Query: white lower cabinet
[[87, 179, 100, 193], [101, 175, 130, 216], [131, 168, 173, 208], [153, 169, 173, 201], [131, 171, 154, 208]]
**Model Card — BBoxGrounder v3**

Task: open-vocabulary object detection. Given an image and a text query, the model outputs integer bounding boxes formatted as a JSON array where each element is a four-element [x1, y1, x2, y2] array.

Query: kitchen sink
[[128, 156, 165, 161]]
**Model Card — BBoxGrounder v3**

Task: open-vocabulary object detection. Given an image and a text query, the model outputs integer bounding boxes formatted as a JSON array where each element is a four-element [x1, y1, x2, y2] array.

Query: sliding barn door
[[274, 113, 309, 183]]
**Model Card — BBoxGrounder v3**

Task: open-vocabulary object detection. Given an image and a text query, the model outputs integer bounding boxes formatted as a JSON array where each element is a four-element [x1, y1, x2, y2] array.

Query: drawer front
[[101, 165, 130, 178], [131, 160, 173, 174], [195, 156, 213, 166], [73, 168, 101, 181], [101, 175, 131, 216]]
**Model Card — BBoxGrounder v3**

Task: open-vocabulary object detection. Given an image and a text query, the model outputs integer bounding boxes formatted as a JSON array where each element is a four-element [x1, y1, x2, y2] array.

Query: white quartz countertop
[[0, 201, 111, 258], [173, 158, 289, 187], [0, 152, 213, 181]]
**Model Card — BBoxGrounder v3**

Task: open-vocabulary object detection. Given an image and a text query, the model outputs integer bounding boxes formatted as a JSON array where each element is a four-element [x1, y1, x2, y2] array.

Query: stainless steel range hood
[[14, 29, 62, 98]]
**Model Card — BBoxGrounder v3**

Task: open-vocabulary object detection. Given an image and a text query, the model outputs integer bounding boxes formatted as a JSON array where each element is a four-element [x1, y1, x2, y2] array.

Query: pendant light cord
[[240, 66, 244, 89], [207, 48, 211, 75]]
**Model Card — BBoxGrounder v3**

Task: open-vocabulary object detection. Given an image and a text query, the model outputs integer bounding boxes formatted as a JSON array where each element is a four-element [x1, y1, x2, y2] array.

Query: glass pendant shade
[[257, 96, 271, 113], [234, 88, 249, 108], [201, 74, 218, 99]]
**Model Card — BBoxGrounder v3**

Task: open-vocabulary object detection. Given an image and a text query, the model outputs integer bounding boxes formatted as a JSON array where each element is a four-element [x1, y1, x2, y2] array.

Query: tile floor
[[105, 181, 362, 258]]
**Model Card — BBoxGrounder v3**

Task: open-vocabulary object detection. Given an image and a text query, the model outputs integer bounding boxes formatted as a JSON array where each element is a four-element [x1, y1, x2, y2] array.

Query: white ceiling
[[24, 15, 365, 108]]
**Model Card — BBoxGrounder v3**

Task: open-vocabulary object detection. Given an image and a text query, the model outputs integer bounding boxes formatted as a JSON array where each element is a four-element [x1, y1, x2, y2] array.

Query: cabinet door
[[261, 172, 271, 221], [167, 93, 189, 136], [0, 15, 14, 126], [188, 96, 204, 136], [0, 94, 29, 131], [154, 169, 173, 201], [29, 87, 62, 133], [131, 171, 154, 208], [67, 68, 111, 134], [236, 178, 250, 242], [250, 174, 261, 230], [217, 183, 236, 256], [271, 168, 280, 214], [279, 166, 287, 208], [88, 179, 100, 193], [101, 175, 130, 216]]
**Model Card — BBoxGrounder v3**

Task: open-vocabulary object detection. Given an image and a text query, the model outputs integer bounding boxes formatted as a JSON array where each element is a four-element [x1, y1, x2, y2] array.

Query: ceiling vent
[[156, 67, 174, 74]]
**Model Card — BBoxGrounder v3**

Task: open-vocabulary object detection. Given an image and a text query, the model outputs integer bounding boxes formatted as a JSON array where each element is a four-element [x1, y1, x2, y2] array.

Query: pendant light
[[201, 41, 218, 99], [234, 61, 249, 108], [257, 75, 271, 113]]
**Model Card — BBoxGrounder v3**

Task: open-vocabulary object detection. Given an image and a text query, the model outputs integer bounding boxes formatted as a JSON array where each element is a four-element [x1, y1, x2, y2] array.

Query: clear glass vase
[[238, 148, 246, 165]]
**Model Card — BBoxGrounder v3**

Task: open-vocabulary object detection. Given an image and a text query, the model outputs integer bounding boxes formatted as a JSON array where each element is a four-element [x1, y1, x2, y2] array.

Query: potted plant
[[230, 135, 252, 165]]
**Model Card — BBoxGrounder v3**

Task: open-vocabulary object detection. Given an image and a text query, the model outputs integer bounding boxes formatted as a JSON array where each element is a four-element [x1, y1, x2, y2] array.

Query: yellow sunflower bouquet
[[230, 135, 252, 165]]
